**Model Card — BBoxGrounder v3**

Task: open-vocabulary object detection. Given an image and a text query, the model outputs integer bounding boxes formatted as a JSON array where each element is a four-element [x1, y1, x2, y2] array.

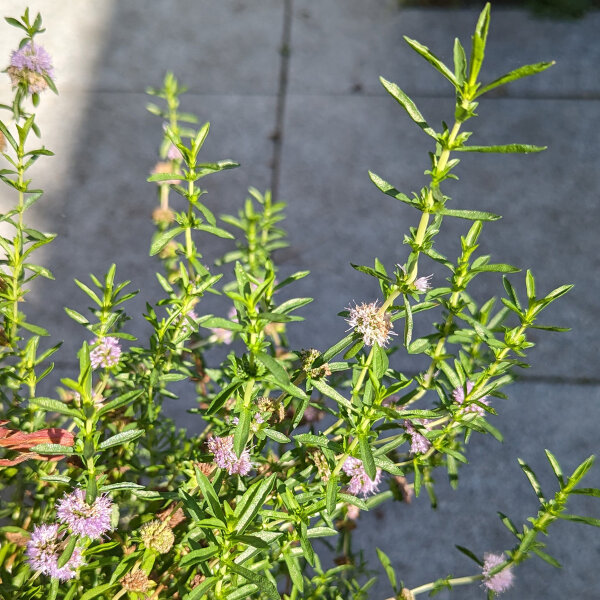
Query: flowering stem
[[407, 573, 482, 596]]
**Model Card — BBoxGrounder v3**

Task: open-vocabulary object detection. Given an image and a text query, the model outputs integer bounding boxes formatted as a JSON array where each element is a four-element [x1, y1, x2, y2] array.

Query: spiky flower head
[[26, 524, 85, 581], [56, 488, 113, 540], [140, 519, 174, 554], [482, 553, 514, 594], [8, 42, 54, 94], [206, 435, 252, 476], [452, 380, 490, 417], [346, 301, 395, 347], [121, 569, 152, 593], [342, 457, 382, 497], [404, 420, 431, 455], [90, 336, 122, 369], [413, 274, 433, 293]]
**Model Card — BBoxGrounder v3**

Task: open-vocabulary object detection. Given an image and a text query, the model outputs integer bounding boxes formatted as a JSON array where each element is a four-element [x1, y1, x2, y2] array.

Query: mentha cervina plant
[[0, 4, 598, 600]]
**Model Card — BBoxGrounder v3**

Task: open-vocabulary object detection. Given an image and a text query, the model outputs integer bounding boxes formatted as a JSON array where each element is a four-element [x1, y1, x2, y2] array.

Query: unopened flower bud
[[309, 450, 331, 482], [400, 588, 415, 600], [140, 519, 174, 554]]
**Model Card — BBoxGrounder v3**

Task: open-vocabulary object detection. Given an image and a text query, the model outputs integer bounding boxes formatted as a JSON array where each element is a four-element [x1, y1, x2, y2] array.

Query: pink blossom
[[346, 301, 395, 347], [452, 380, 490, 417], [482, 553, 514, 594], [167, 143, 182, 160], [207, 435, 252, 476], [56, 488, 113, 540], [404, 420, 431, 455], [414, 274, 433, 293], [26, 524, 85, 581], [8, 42, 54, 94], [342, 457, 382, 497], [90, 336, 122, 369]]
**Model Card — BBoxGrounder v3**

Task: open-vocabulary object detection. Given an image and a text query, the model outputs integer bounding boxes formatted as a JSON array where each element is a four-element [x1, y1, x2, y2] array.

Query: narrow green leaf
[[79, 583, 118, 600], [454, 144, 546, 154], [183, 577, 217, 600], [518, 458, 545, 503], [29, 397, 80, 418], [180, 546, 219, 568], [326, 476, 338, 515], [98, 429, 144, 450], [455, 545, 483, 566], [404, 36, 458, 88], [368, 171, 419, 207], [312, 379, 353, 411], [195, 467, 226, 522], [195, 224, 234, 239], [283, 552, 304, 593], [149, 227, 184, 256], [478, 61, 554, 96], [359, 436, 376, 481], [377, 548, 397, 592], [403, 295, 413, 348], [558, 514, 600, 528], [453, 38, 467, 85], [438, 208, 500, 221], [224, 561, 280, 600], [30, 443, 74, 455], [379, 77, 438, 139], [264, 429, 291, 444], [234, 407, 251, 457]]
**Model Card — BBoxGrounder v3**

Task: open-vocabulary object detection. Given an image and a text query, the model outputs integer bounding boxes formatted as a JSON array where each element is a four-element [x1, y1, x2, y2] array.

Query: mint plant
[[0, 4, 597, 600]]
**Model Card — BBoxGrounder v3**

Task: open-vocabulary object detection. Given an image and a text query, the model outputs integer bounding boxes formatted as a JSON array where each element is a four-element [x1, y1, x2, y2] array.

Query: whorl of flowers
[[207, 435, 252, 476], [90, 336, 122, 369], [404, 420, 431, 455], [56, 488, 113, 540], [26, 524, 84, 581], [452, 380, 490, 417], [140, 519, 175, 554], [342, 457, 382, 497], [482, 552, 514, 594], [8, 41, 54, 94], [346, 301, 395, 347]]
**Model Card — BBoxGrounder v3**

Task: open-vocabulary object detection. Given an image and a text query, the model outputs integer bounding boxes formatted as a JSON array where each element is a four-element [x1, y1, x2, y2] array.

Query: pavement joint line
[[269, 0, 293, 202]]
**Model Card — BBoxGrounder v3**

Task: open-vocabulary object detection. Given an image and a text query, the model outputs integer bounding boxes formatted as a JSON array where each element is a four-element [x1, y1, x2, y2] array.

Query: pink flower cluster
[[452, 380, 490, 416], [404, 420, 431, 455], [26, 524, 84, 581], [56, 488, 113, 540], [342, 457, 382, 497], [346, 301, 395, 347], [8, 41, 54, 94], [26, 488, 113, 581], [90, 336, 122, 369], [207, 435, 252, 476], [482, 552, 514, 594]]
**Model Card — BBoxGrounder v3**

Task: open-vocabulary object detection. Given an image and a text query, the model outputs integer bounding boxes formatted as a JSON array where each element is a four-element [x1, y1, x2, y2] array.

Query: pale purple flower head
[[207, 435, 252, 476], [404, 420, 431, 455], [342, 457, 382, 497], [346, 301, 395, 347], [8, 42, 54, 94], [414, 274, 433, 293], [56, 488, 113, 540], [482, 553, 514, 594], [452, 380, 490, 417], [90, 336, 122, 369], [167, 143, 183, 160], [26, 523, 84, 581]]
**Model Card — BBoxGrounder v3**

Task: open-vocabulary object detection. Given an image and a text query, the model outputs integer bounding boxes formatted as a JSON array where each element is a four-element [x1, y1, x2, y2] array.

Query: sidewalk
[[1, 1, 599, 597]]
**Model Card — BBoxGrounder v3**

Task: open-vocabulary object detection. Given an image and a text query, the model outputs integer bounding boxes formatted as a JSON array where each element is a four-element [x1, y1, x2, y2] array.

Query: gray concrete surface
[[0, 1, 599, 598]]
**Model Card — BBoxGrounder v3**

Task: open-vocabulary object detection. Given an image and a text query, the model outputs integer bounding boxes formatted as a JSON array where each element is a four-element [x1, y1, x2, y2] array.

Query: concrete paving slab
[[20, 92, 276, 363], [0, 0, 283, 95], [278, 93, 600, 380], [290, 2, 600, 98], [345, 381, 600, 598]]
